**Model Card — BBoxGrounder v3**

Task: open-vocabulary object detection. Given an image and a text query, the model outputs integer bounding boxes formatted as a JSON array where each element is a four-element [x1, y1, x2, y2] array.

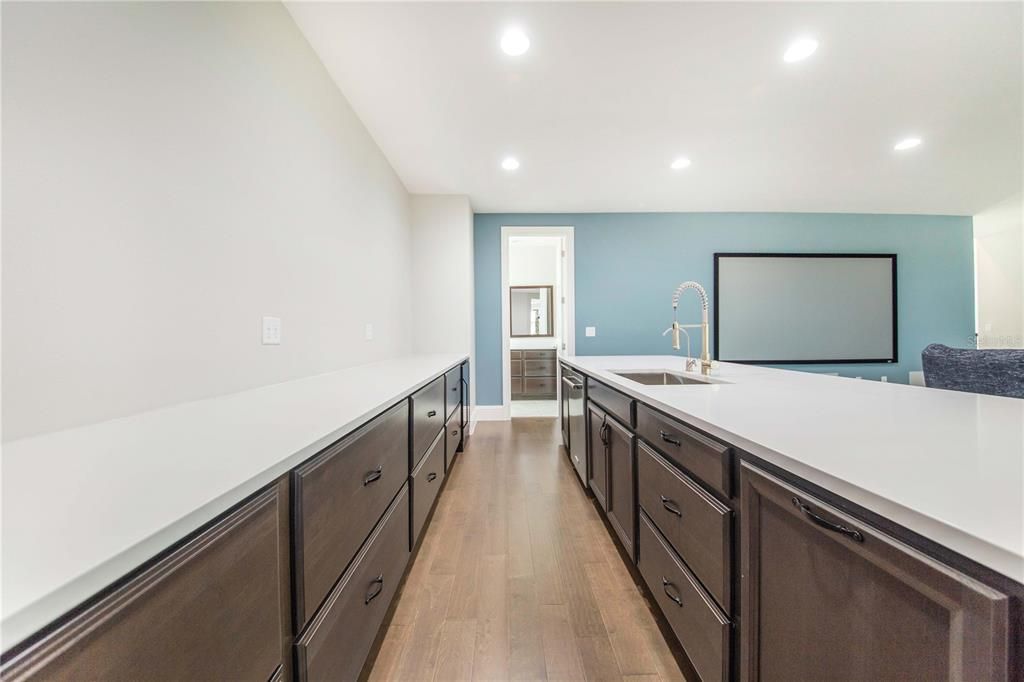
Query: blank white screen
[[716, 256, 895, 362]]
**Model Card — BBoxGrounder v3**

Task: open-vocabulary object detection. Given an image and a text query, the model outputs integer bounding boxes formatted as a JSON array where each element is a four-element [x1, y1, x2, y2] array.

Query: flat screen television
[[713, 253, 897, 364]]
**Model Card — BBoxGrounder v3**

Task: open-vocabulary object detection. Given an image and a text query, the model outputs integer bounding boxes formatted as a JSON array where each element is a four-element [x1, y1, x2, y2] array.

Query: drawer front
[[445, 412, 462, 472], [638, 441, 732, 612], [510, 376, 524, 396], [411, 376, 445, 467], [412, 431, 447, 544], [522, 349, 556, 360], [588, 403, 609, 510], [511, 358, 523, 377], [636, 404, 731, 498], [293, 401, 409, 623], [510, 349, 523, 360], [3, 488, 284, 682], [445, 366, 462, 418], [296, 485, 410, 682], [638, 511, 730, 682], [523, 358, 556, 377], [524, 376, 556, 396], [588, 379, 634, 427]]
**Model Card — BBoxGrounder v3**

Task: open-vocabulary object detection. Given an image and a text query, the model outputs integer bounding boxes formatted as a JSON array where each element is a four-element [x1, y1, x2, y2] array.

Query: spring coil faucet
[[663, 281, 713, 376]]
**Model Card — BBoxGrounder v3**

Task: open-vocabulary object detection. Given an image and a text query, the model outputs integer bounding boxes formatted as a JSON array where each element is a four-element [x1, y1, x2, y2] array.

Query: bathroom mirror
[[510, 286, 554, 337]]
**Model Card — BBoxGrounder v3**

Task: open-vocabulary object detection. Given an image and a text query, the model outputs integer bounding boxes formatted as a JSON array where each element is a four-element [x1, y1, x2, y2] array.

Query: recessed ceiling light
[[670, 157, 692, 170], [783, 37, 818, 63], [501, 28, 530, 56], [501, 156, 520, 171], [894, 137, 922, 151]]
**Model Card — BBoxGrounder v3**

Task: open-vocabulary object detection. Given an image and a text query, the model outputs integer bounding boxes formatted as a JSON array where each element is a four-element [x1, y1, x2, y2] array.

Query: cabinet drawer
[[638, 441, 732, 612], [511, 358, 523, 378], [3, 488, 284, 682], [412, 431, 446, 544], [295, 485, 410, 682], [510, 349, 523, 360], [411, 376, 445, 467], [524, 376, 556, 396], [445, 412, 462, 472], [588, 379, 634, 427], [510, 377, 523, 396], [293, 401, 408, 624], [522, 349, 556, 360], [636, 404, 731, 498], [445, 365, 462, 418], [523, 358, 556, 376], [638, 511, 730, 682]]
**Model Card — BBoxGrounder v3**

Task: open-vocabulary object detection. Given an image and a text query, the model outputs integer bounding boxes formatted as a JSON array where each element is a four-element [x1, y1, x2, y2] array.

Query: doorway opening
[[501, 226, 575, 419]]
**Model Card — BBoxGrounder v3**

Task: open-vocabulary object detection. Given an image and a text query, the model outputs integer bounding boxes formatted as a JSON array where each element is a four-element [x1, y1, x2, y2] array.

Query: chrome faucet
[[663, 281, 712, 376]]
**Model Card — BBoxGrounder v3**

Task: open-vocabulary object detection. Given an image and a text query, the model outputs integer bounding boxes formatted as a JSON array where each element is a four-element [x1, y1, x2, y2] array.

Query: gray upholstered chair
[[921, 344, 1024, 398]]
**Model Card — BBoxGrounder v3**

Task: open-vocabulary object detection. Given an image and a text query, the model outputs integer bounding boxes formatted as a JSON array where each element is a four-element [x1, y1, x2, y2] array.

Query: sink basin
[[610, 371, 714, 386]]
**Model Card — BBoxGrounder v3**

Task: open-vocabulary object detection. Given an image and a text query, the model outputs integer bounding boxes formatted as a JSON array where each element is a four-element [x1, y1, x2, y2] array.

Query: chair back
[[921, 344, 1024, 398]]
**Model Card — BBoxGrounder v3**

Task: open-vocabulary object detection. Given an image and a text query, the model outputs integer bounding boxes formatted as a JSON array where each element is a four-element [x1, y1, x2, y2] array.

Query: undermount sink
[[610, 370, 716, 386]]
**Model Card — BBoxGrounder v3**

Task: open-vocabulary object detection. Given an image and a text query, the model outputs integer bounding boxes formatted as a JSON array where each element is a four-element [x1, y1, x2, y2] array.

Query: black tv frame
[[712, 252, 898, 365]]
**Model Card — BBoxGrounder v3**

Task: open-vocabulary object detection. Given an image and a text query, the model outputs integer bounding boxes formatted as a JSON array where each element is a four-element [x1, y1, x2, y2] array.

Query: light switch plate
[[262, 316, 281, 345], [364, 323, 374, 340], [585, 326, 596, 337]]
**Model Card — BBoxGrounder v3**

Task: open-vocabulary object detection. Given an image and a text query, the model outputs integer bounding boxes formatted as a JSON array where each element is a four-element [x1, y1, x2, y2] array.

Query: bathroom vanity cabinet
[[570, 362, 1022, 682], [510, 348, 557, 398], [1, 359, 470, 682]]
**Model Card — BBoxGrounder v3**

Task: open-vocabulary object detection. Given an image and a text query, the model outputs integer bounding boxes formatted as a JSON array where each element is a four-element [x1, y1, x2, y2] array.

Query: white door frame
[[500, 225, 576, 419]]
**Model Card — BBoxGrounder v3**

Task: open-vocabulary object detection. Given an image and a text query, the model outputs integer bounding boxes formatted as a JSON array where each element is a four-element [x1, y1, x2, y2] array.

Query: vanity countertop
[[562, 355, 1024, 584], [1, 353, 468, 651]]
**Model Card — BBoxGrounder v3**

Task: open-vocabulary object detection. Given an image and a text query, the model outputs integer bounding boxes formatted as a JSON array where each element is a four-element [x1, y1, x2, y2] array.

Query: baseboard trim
[[474, 404, 510, 421]]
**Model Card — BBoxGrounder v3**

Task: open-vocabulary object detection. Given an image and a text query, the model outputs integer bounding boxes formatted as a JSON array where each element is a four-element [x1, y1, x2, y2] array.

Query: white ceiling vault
[[286, 1, 1022, 215]]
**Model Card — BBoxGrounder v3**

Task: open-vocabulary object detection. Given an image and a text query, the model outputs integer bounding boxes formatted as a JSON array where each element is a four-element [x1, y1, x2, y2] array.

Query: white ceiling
[[287, 2, 1022, 215]]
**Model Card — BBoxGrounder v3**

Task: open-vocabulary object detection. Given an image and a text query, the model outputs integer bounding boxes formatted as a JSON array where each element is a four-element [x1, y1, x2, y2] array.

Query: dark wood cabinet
[[292, 401, 408, 626], [638, 441, 732, 612], [636, 404, 731, 499], [587, 379, 634, 427], [411, 430, 446, 545], [740, 462, 1011, 682], [445, 411, 461, 472], [587, 402, 609, 510], [510, 349, 557, 398], [411, 376, 445, 467], [444, 365, 461, 419], [2, 486, 286, 682], [605, 414, 636, 559], [295, 485, 410, 682]]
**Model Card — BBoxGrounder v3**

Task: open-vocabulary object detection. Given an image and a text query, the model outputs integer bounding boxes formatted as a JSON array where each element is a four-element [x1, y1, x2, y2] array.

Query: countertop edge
[[1, 354, 468, 653], [559, 355, 1024, 586]]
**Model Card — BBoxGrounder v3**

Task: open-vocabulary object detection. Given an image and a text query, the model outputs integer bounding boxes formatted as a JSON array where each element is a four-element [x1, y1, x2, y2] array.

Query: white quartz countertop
[[1, 353, 467, 651], [562, 355, 1024, 584]]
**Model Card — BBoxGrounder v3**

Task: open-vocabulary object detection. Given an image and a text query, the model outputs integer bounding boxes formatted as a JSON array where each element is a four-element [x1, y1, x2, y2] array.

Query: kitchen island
[[560, 354, 1023, 681]]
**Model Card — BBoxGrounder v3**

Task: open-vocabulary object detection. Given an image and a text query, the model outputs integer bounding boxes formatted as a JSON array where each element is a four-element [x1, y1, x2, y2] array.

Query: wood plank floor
[[368, 417, 690, 682]]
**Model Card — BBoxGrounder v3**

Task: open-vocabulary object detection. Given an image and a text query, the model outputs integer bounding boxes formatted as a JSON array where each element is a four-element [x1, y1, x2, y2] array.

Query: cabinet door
[[2, 487, 285, 682], [587, 403, 609, 510], [605, 416, 635, 559], [740, 463, 1010, 682]]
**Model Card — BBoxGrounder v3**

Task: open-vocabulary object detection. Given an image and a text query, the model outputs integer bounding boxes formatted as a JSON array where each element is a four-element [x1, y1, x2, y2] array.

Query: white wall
[[974, 192, 1024, 348], [2, 2, 416, 440], [509, 237, 562, 350], [410, 195, 475, 409]]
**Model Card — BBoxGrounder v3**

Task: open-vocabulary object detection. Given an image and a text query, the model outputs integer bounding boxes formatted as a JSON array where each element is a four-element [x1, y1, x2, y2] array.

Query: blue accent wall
[[474, 212, 975, 406]]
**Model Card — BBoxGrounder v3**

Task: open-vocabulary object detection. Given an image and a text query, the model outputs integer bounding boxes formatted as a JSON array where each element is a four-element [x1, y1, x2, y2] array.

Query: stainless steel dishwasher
[[561, 367, 587, 487]]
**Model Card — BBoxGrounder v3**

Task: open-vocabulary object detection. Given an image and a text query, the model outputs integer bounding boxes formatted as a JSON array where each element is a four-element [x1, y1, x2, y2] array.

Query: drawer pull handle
[[363, 466, 383, 486], [365, 574, 384, 604], [427, 410, 437, 418], [659, 430, 682, 446], [451, 429, 459, 436], [661, 578, 683, 607], [427, 472, 438, 482], [660, 495, 682, 517], [792, 497, 864, 543]]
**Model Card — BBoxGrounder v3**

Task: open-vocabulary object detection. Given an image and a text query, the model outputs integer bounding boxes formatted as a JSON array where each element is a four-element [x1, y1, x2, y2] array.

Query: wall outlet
[[585, 326, 596, 337], [262, 316, 281, 345], [364, 323, 374, 341]]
